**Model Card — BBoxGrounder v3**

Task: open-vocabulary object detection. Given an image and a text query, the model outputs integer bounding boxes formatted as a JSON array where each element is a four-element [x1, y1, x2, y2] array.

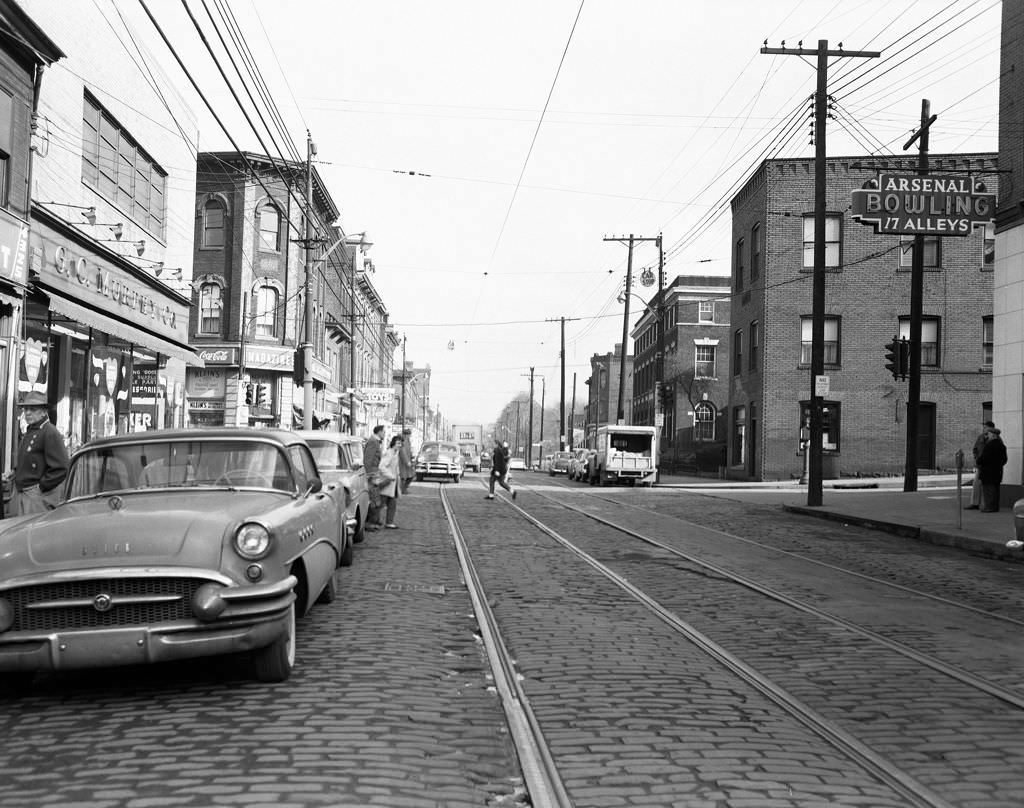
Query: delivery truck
[[451, 424, 484, 472]]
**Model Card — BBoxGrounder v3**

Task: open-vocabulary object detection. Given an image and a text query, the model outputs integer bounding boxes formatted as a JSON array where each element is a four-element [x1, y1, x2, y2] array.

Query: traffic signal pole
[[903, 100, 936, 493]]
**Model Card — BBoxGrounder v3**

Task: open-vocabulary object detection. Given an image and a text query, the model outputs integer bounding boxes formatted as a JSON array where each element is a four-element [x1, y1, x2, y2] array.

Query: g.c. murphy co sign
[[851, 173, 994, 236]]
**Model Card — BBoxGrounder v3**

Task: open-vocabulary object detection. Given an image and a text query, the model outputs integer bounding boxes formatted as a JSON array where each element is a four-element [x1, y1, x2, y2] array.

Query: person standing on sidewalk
[[377, 435, 403, 528], [976, 425, 1008, 512], [362, 425, 386, 531], [399, 428, 415, 493], [965, 420, 995, 510], [9, 391, 69, 515], [486, 439, 516, 500]]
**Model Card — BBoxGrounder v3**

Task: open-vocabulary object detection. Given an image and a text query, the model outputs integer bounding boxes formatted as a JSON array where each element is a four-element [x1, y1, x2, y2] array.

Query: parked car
[[540, 454, 553, 472], [296, 430, 370, 544], [415, 441, 463, 483], [568, 448, 594, 481], [0, 428, 348, 686], [509, 457, 527, 471], [548, 451, 572, 476]]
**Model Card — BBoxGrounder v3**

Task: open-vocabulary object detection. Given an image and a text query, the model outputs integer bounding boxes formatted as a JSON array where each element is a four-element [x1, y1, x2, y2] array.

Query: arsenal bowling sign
[[851, 173, 994, 236]]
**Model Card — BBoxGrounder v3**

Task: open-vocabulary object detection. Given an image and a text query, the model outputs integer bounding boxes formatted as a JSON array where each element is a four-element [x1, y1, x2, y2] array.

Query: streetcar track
[[542, 477, 1024, 628], [450, 482, 955, 808]]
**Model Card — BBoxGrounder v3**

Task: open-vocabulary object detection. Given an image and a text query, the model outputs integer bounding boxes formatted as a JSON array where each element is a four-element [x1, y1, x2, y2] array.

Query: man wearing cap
[[976, 424, 1008, 512], [11, 392, 69, 515], [399, 428, 414, 493]]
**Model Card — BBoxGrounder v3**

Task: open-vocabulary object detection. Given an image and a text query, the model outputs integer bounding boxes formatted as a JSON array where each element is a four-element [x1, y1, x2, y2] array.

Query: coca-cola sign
[[198, 348, 237, 364]]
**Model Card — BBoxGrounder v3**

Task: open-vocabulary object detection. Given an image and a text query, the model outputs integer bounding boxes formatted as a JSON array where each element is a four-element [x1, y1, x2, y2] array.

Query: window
[[982, 316, 993, 367], [750, 223, 762, 280], [199, 283, 222, 334], [803, 214, 841, 269], [735, 238, 745, 290], [732, 406, 746, 465], [733, 329, 742, 374], [258, 204, 280, 251], [81, 93, 167, 236], [202, 200, 225, 248], [0, 88, 12, 206], [749, 320, 759, 372], [899, 235, 940, 268], [800, 316, 840, 365], [694, 402, 715, 441], [899, 317, 940, 366], [982, 222, 995, 270], [698, 300, 714, 323], [799, 401, 841, 452], [695, 344, 716, 378], [254, 285, 279, 338]]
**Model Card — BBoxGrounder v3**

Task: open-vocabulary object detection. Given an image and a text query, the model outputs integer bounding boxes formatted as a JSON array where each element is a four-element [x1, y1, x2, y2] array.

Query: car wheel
[[253, 603, 295, 682], [318, 570, 340, 604], [0, 672, 34, 696], [353, 509, 367, 544], [339, 534, 354, 567]]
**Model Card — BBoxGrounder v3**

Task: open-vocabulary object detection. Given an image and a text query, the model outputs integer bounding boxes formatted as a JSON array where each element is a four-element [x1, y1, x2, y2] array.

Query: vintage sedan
[[548, 451, 572, 476], [0, 428, 348, 687], [296, 430, 370, 545], [415, 441, 463, 483]]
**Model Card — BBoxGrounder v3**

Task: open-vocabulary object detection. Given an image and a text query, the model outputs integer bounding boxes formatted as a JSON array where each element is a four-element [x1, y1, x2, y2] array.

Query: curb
[[781, 504, 1024, 564]]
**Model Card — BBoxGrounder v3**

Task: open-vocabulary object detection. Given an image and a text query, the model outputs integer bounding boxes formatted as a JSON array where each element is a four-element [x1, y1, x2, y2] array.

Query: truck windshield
[[609, 435, 653, 455]]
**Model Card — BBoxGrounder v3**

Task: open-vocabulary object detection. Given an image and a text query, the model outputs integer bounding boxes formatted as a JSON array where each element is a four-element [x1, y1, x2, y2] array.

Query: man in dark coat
[[965, 419, 995, 510], [486, 439, 516, 500], [976, 426, 1008, 512], [12, 391, 69, 515], [362, 425, 385, 530]]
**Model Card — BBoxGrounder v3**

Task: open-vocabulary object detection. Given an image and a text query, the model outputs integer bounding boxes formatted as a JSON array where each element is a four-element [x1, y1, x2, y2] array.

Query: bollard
[[955, 448, 964, 530]]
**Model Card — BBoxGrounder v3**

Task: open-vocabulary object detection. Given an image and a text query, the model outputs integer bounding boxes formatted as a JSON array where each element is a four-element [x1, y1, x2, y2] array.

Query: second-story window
[[199, 283, 222, 334], [982, 223, 995, 270], [699, 300, 714, 323], [899, 235, 940, 268], [800, 316, 840, 365], [899, 316, 940, 366], [749, 320, 759, 372], [695, 344, 716, 378], [258, 204, 280, 251], [255, 285, 279, 338], [81, 93, 167, 237], [803, 214, 841, 269], [202, 200, 225, 248], [982, 316, 993, 367], [750, 223, 762, 280], [0, 88, 11, 207], [735, 237, 745, 290]]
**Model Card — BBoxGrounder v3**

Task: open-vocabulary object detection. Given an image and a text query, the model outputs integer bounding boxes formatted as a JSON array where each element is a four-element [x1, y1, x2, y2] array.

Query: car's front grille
[[3, 578, 207, 632]]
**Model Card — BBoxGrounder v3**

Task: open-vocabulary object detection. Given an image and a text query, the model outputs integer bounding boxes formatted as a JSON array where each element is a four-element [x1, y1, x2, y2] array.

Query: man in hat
[[399, 427, 415, 493], [965, 419, 996, 510], [11, 391, 69, 515], [976, 424, 1008, 512], [486, 439, 516, 500]]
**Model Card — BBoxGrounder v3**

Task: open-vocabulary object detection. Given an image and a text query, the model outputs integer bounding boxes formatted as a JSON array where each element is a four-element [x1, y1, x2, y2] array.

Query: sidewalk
[[655, 473, 1024, 563]]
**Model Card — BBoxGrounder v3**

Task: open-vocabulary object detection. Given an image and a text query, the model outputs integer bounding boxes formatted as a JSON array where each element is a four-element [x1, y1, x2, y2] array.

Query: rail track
[[440, 479, 1024, 808]]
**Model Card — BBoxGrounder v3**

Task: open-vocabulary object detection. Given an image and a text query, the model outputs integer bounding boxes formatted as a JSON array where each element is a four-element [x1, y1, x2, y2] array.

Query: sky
[[127, 0, 1001, 426]]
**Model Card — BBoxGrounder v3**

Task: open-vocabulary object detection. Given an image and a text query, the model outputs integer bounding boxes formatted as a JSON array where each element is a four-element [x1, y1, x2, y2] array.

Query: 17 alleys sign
[[851, 173, 995, 236]]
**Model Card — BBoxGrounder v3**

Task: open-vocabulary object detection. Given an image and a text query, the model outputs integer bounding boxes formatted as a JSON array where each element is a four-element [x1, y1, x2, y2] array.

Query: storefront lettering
[[53, 246, 176, 328]]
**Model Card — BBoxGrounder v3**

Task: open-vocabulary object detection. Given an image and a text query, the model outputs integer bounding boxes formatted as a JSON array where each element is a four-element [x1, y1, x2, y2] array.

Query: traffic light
[[244, 382, 254, 405], [884, 336, 909, 381], [292, 347, 304, 386], [661, 383, 672, 411], [255, 383, 269, 409]]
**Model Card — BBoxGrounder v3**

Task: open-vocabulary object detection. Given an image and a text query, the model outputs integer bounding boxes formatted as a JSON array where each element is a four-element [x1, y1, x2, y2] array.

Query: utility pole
[[902, 100, 936, 493], [539, 376, 545, 456], [545, 316, 579, 450], [656, 234, 665, 465], [399, 334, 407, 428], [301, 131, 316, 430], [523, 367, 535, 468], [569, 372, 577, 451], [604, 234, 659, 424], [761, 40, 879, 506]]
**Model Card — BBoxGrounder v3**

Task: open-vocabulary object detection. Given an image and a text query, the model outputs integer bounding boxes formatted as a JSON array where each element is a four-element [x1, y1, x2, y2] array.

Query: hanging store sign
[[0, 208, 28, 285], [851, 173, 995, 236]]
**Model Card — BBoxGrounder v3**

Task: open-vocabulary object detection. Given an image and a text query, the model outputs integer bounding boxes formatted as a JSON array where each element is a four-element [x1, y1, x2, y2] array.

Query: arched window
[[255, 285, 279, 338], [258, 204, 280, 251], [202, 199, 225, 248], [694, 402, 716, 442], [199, 282, 222, 334]]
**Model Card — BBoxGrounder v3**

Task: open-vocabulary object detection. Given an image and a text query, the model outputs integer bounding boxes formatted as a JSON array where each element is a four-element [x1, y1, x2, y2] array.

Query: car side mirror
[[306, 478, 323, 495]]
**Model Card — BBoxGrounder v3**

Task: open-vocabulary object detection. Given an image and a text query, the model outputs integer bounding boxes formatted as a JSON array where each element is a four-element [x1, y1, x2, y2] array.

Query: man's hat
[[18, 391, 47, 407]]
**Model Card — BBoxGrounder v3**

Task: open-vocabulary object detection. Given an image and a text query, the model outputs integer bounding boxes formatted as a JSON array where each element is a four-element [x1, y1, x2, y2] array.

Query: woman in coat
[[976, 426, 1008, 512], [376, 435, 403, 528]]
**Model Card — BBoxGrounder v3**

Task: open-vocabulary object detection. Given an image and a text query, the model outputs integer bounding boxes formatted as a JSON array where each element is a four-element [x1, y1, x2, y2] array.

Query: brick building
[[631, 275, 731, 473], [994, 1, 1024, 490], [584, 344, 632, 446], [729, 154, 997, 481]]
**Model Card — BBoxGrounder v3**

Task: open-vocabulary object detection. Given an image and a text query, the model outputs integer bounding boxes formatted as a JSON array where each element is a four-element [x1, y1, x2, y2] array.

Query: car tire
[[353, 510, 367, 544], [339, 534, 354, 567], [253, 603, 295, 683], [318, 570, 340, 604], [0, 672, 34, 696]]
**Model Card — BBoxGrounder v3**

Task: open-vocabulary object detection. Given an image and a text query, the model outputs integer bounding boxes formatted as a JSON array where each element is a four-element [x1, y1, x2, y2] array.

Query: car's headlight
[[234, 522, 272, 559]]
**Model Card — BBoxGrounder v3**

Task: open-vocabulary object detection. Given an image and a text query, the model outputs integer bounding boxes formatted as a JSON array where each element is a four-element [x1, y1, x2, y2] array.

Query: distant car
[[540, 454, 553, 472], [415, 441, 463, 483], [0, 428, 348, 686], [296, 430, 370, 545], [509, 457, 527, 471], [568, 448, 594, 481], [549, 451, 572, 476]]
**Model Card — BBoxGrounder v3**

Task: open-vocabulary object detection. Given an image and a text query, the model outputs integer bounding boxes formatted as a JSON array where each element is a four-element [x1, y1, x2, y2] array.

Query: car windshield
[[305, 439, 345, 471], [66, 439, 294, 497]]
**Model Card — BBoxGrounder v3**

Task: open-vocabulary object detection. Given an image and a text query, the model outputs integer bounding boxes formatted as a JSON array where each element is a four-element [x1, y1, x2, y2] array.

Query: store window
[[800, 401, 841, 451], [81, 92, 167, 237]]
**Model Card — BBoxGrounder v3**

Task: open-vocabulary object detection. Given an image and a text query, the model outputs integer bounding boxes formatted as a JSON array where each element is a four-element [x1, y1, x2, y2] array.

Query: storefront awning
[[46, 293, 205, 367]]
